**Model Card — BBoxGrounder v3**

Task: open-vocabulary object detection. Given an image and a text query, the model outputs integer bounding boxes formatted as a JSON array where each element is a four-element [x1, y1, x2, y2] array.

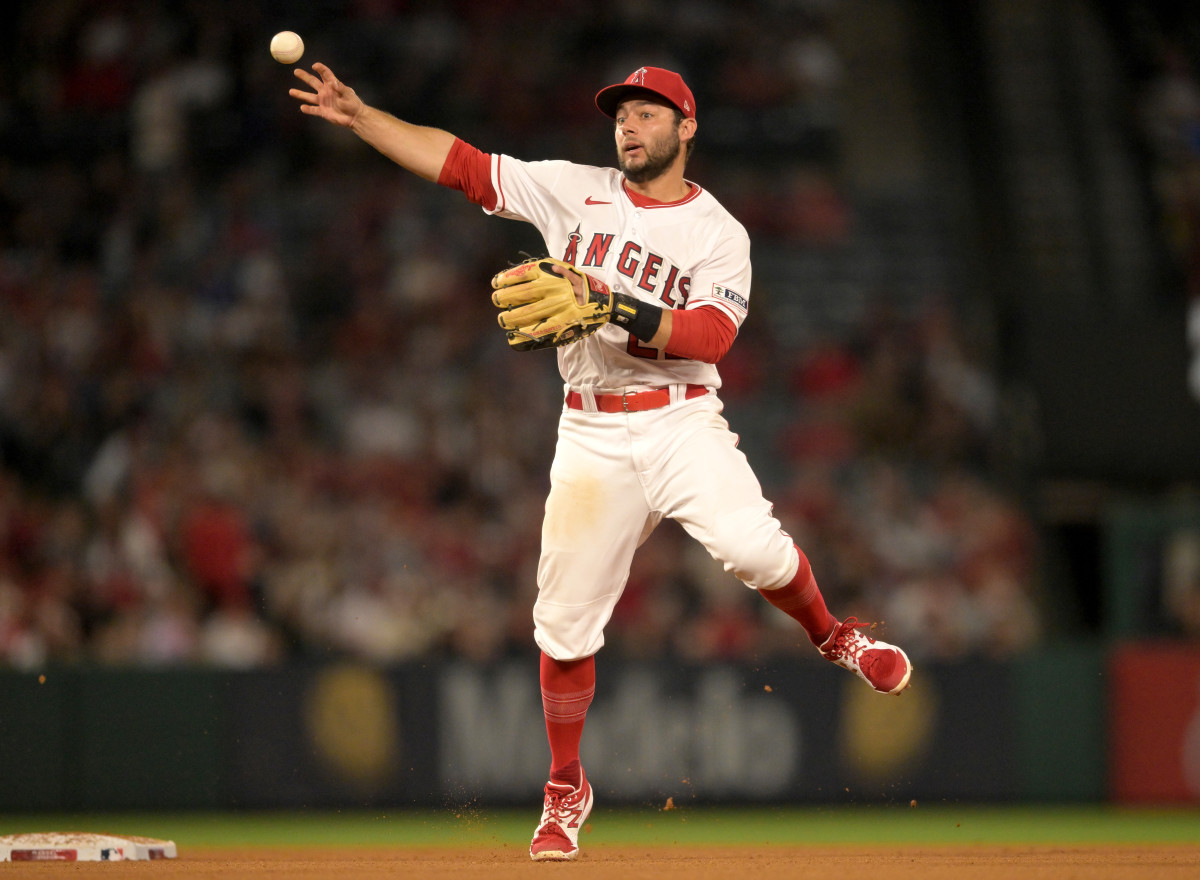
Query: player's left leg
[[757, 548, 911, 693], [754, 544, 836, 647], [641, 396, 912, 694], [812, 613, 912, 694]]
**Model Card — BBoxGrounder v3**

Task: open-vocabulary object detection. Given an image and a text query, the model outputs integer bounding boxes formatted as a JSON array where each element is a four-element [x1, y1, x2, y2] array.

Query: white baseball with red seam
[[270, 31, 304, 64]]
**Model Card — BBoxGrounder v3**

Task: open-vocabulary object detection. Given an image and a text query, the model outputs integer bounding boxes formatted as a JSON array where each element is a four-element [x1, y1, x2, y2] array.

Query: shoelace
[[829, 617, 875, 662], [540, 787, 573, 830]]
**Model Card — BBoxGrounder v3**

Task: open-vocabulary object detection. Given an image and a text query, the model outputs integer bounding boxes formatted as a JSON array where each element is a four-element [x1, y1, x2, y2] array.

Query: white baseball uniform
[[486, 156, 799, 660]]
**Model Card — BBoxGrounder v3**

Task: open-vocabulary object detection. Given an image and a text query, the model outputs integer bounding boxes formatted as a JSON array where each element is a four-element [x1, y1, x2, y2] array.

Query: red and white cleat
[[819, 617, 913, 695], [529, 772, 594, 861]]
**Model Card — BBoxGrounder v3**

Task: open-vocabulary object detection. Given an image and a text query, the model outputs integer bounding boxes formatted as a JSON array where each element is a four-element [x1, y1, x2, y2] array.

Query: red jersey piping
[[622, 180, 703, 209]]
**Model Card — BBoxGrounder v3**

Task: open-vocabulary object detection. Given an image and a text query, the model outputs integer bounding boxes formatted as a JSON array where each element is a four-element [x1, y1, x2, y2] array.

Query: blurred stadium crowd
[[0, 0, 1080, 669], [1135, 13, 1200, 406], [1125, 6, 1200, 636]]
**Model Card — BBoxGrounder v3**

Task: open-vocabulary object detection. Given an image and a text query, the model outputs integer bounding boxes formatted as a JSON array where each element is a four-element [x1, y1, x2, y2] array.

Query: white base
[[0, 832, 177, 861]]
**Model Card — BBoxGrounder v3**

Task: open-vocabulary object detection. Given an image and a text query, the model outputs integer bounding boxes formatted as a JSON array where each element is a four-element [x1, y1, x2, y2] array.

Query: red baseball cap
[[595, 66, 696, 119]]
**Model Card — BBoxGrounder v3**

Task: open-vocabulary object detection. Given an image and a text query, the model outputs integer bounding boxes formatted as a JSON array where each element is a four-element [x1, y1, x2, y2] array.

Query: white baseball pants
[[533, 389, 799, 660]]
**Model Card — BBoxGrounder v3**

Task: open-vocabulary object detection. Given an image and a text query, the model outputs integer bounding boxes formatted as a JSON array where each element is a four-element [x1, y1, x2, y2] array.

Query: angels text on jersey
[[562, 223, 693, 309]]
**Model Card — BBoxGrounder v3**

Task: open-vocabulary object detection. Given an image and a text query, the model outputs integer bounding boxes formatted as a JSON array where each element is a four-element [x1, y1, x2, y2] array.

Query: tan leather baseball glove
[[490, 258, 619, 351]]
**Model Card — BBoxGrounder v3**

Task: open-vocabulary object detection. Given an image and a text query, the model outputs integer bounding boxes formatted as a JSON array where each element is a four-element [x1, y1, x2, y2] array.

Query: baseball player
[[290, 61, 912, 861]]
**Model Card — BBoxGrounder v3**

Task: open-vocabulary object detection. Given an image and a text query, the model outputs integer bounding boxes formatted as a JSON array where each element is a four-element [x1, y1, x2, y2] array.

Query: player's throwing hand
[[289, 62, 363, 128]]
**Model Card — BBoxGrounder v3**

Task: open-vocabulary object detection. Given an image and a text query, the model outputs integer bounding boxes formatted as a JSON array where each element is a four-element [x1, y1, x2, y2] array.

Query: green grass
[[2, 805, 1199, 849]]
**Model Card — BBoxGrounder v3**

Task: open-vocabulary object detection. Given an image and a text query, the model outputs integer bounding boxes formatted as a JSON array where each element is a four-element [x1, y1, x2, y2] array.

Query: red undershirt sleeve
[[662, 305, 738, 363], [436, 137, 498, 210]]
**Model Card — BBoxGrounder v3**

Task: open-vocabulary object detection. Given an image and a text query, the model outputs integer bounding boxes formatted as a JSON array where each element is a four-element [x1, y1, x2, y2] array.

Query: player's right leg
[[531, 650, 596, 860], [532, 406, 657, 659], [529, 408, 654, 860], [529, 769, 594, 861]]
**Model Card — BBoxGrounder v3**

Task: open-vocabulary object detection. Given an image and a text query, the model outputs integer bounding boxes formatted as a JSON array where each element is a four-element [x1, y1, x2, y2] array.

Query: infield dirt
[[4, 845, 1197, 879]]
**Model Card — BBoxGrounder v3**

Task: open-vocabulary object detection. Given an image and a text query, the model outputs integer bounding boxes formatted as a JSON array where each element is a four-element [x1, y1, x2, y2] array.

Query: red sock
[[758, 546, 838, 647], [540, 651, 595, 789]]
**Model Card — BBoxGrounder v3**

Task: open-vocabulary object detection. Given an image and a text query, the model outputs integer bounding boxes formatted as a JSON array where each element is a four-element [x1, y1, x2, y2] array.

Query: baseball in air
[[270, 31, 304, 64]]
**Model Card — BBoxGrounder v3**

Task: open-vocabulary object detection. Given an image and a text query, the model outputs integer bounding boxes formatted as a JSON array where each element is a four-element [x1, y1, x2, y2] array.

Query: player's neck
[[622, 170, 691, 203]]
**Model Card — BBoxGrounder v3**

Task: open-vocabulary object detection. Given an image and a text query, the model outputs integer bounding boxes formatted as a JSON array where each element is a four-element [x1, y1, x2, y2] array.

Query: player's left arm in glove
[[491, 258, 736, 360], [491, 258, 664, 351]]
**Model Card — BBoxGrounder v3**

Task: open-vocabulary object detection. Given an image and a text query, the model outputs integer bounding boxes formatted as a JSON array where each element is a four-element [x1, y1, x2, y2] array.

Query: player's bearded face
[[617, 121, 684, 183]]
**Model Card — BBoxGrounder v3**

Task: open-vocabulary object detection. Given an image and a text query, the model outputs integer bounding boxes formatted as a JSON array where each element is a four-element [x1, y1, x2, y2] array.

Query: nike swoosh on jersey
[[584, 196, 612, 205]]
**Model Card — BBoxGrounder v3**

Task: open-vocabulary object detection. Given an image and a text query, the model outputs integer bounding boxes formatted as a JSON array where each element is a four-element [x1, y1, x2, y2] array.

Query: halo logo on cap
[[595, 67, 697, 119]]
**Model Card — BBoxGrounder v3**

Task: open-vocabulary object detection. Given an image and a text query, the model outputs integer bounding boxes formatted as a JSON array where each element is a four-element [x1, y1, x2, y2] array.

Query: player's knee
[[533, 600, 607, 661], [709, 506, 796, 589]]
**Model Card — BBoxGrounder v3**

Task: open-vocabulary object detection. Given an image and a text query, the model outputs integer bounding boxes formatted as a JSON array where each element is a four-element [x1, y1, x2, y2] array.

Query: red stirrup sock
[[540, 651, 596, 789], [757, 546, 838, 647]]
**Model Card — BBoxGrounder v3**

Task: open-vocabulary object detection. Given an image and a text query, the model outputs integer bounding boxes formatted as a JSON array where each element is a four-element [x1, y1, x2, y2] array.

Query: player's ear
[[678, 116, 697, 146]]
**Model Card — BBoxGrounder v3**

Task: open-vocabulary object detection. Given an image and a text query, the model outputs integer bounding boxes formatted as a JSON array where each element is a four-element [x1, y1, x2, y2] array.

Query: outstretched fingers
[[291, 63, 343, 96], [313, 62, 347, 93], [289, 85, 316, 105], [289, 62, 361, 124], [289, 69, 320, 105]]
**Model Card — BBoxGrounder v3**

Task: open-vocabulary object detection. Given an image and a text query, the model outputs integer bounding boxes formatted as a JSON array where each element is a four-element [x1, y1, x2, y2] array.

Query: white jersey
[[485, 156, 751, 391]]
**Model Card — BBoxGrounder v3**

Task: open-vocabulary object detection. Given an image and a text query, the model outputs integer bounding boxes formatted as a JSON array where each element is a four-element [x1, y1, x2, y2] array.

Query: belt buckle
[[622, 391, 633, 413]]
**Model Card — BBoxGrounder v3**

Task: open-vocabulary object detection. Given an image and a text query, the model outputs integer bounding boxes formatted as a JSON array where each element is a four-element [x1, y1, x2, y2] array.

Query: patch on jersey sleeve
[[712, 284, 748, 311]]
